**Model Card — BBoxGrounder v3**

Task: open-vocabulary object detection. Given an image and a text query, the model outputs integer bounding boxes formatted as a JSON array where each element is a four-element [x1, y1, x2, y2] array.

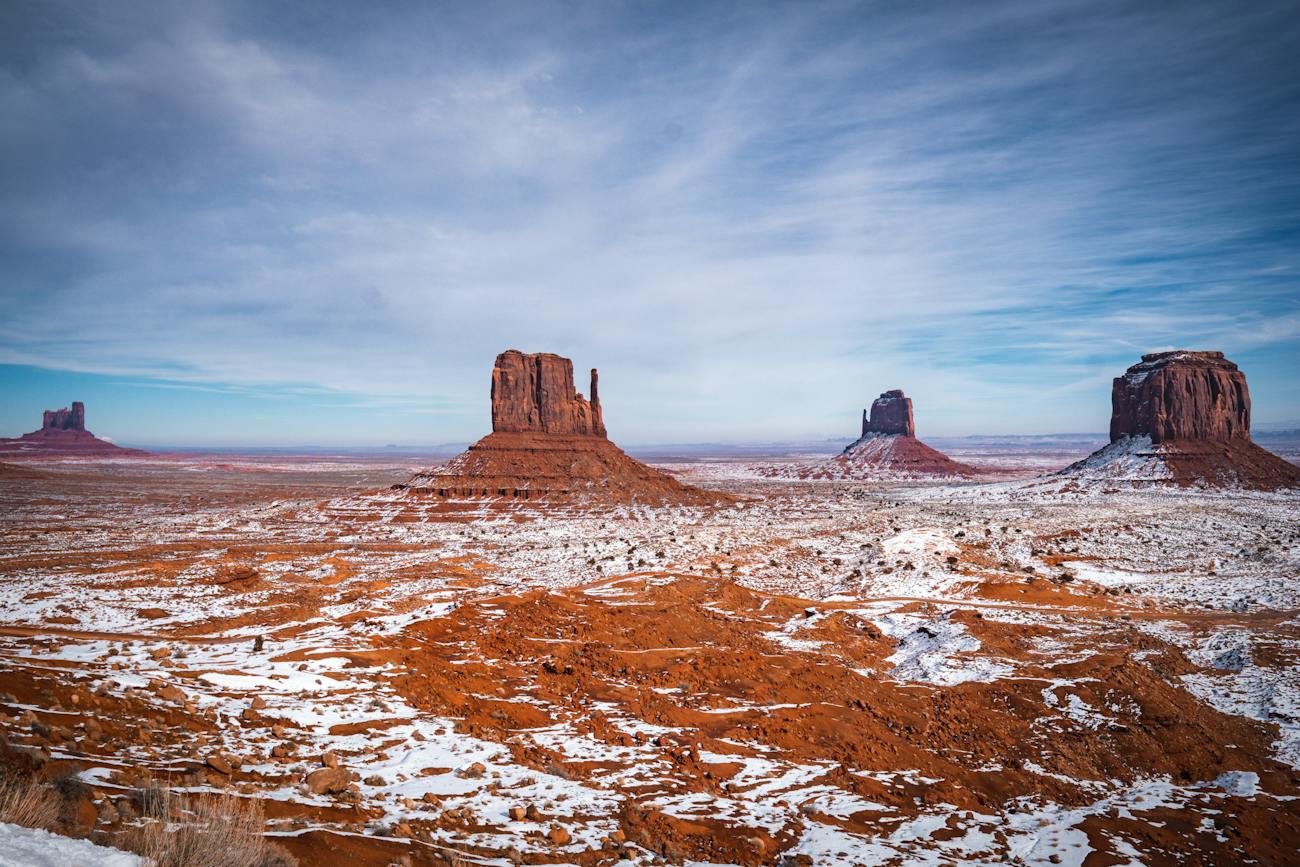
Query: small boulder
[[304, 767, 353, 796]]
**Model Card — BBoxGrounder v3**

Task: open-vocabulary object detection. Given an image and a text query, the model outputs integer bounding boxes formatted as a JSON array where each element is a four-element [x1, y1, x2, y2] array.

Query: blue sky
[[2, 0, 1298, 446]]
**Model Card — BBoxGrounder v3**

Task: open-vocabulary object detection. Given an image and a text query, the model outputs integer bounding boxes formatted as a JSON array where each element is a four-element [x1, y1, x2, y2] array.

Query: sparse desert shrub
[[125, 788, 296, 867], [0, 772, 60, 830], [133, 779, 170, 819]]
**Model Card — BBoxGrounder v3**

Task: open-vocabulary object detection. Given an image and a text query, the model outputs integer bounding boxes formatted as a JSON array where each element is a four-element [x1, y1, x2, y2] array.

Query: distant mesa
[[43, 402, 86, 433], [771, 389, 976, 480], [0, 401, 145, 456], [1060, 350, 1299, 489], [400, 350, 725, 505]]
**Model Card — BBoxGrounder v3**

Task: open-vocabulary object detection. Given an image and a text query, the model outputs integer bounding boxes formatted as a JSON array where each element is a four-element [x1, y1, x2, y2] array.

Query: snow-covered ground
[[0, 823, 139, 867]]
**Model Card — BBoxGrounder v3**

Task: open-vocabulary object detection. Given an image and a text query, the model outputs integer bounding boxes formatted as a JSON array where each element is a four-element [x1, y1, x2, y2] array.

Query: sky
[[1, 0, 1298, 447]]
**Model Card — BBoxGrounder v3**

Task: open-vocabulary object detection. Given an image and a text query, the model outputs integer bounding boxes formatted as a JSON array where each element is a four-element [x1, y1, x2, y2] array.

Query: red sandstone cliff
[[863, 390, 915, 437], [491, 351, 606, 437], [404, 351, 723, 506], [1110, 351, 1249, 444], [1062, 351, 1298, 489]]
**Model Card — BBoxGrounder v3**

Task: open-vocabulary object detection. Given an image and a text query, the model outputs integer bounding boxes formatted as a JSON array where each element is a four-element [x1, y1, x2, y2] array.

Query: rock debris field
[[0, 452, 1297, 865]]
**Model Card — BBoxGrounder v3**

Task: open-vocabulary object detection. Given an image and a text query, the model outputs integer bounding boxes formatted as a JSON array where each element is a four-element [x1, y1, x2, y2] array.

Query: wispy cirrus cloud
[[1, 0, 1297, 443]]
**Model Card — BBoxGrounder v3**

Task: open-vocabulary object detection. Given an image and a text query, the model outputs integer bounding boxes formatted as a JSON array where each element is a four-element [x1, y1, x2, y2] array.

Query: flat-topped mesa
[[43, 401, 86, 432], [1110, 351, 1249, 444], [491, 350, 606, 437], [863, 389, 915, 437], [1058, 350, 1298, 489]]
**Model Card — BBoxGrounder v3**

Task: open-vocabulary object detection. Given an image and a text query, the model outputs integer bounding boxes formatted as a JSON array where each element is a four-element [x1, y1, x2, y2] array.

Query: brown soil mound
[[400, 432, 728, 505]]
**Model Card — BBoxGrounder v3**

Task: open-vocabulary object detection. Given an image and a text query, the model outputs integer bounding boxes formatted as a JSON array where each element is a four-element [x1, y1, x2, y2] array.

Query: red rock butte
[[0, 401, 144, 456], [775, 389, 975, 480], [401, 350, 725, 505], [1064, 350, 1299, 489], [863, 389, 915, 437]]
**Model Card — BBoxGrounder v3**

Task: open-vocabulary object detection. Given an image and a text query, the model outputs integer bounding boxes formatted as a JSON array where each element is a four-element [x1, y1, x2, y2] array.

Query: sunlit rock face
[[490, 350, 605, 437], [1059, 350, 1299, 490], [403, 350, 723, 506], [1110, 351, 1249, 444]]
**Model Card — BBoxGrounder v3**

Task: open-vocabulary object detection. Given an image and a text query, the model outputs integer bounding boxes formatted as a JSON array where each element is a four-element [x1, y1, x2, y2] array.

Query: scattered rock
[[304, 767, 353, 796], [457, 761, 486, 779]]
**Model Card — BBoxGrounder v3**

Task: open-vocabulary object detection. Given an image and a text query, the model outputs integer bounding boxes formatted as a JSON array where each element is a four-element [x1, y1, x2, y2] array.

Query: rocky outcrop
[[403, 350, 724, 506], [1110, 351, 1249, 443], [863, 390, 915, 437], [767, 389, 975, 480], [1059, 350, 1298, 489], [491, 351, 605, 437], [0, 402, 144, 456], [43, 402, 86, 432]]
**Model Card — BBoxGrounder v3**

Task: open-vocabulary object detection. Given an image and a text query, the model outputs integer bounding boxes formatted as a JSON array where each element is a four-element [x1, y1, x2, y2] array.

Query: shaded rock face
[[1, 401, 144, 455], [863, 390, 915, 437], [43, 402, 86, 432], [491, 351, 605, 437], [1110, 351, 1249, 444]]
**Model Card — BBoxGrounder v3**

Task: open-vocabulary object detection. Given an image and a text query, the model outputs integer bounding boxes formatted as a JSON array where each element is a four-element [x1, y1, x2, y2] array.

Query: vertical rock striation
[[490, 351, 605, 437], [43, 401, 86, 432], [1109, 351, 1249, 444]]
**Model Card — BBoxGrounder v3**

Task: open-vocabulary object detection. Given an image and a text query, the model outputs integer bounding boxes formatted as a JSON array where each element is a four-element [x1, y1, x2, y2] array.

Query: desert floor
[[0, 451, 1297, 865]]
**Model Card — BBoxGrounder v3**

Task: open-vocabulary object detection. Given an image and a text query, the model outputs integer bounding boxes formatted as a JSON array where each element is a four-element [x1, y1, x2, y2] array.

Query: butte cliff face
[[1062, 351, 1298, 489], [0, 402, 142, 456], [403, 350, 723, 506], [491, 350, 606, 437], [43, 401, 87, 433], [863, 390, 915, 437], [1109, 351, 1249, 444]]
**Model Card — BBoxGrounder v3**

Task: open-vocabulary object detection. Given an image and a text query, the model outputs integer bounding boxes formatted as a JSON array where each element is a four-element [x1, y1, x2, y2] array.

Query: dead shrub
[[0, 773, 60, 830], [125, 788, 296, 867]]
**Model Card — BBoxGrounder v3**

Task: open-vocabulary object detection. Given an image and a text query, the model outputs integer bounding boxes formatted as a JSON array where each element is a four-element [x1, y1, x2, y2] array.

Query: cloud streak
[[1, 0, 1298, 442]]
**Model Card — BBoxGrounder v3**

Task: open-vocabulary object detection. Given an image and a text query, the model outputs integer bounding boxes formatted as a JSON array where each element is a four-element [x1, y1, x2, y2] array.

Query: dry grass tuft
[[0, 773, 60, 830], [125, 787, 296, 867]]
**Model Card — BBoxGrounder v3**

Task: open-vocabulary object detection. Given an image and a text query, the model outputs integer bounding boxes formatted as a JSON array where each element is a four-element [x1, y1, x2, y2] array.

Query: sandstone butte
[[1065, 350, 1300, 489], [813, 389, 976, 479], [400, 350, 726, 505], [0, 401, 144, 456]]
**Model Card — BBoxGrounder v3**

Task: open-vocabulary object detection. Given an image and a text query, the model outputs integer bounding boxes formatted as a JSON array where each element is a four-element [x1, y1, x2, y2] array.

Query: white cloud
[[1, 0, 1297, 441]]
